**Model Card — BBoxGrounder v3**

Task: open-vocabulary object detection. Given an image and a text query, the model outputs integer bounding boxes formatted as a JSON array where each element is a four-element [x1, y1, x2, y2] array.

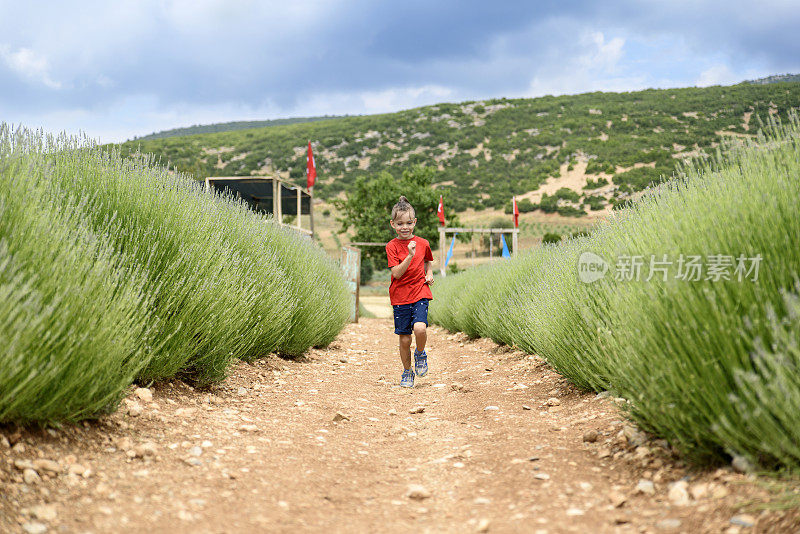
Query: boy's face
[[390, 211, 417, 240]]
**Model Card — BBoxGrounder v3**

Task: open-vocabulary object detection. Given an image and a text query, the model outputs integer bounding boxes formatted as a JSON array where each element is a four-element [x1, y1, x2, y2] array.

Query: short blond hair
[[391, 195, 415, 220]]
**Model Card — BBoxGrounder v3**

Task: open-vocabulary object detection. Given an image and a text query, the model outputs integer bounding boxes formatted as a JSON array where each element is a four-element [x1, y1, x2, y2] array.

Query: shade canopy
[[207, 177, 311, 216]]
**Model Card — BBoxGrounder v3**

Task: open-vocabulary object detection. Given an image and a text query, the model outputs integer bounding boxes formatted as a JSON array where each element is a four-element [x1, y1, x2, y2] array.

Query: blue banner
[[501, 234, 510, 258], [445, 233, 458, 266]]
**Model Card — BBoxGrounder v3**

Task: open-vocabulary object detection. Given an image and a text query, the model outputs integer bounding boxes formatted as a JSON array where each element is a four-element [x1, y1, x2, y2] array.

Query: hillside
[[134, 115, 345, 141], [119, 82, 800, 215], [748, 73, 800, 85]]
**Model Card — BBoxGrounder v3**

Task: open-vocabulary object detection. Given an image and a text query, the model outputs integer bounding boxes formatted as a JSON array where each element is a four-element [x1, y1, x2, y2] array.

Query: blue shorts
[[393, 298, 430, 335]]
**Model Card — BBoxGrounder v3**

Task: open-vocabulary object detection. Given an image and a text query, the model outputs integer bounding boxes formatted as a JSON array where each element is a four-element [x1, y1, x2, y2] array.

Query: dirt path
[[1, 319, 793, 533]]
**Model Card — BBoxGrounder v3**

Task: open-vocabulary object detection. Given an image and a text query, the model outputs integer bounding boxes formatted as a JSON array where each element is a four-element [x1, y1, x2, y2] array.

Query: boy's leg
[[399, 334, 413, 370], [413, 322, 427, 352]]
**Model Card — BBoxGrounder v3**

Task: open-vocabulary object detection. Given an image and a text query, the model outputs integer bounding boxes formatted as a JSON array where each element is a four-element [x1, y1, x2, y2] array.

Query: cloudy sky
[[1, 0, 798, 142]]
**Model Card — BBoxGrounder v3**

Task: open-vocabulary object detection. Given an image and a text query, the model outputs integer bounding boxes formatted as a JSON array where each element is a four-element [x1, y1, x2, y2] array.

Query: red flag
[[306, 141, 317, 189], [437, 195, 445, 226], [513, 196, 519, 228]]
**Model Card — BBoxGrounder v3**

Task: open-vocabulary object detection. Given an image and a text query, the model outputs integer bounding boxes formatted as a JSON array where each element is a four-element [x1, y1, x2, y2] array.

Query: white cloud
[[581, 32, 625, 72], [0, 45, 61, 89], [300, 85, 456, 117], [525, 30, 636, 97], [695, 64, 737, 87]]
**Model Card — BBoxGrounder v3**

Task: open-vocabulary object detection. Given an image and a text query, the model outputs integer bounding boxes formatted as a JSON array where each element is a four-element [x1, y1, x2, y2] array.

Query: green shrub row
[[0, 125, 350, 424], [430, 116, 800, 469]]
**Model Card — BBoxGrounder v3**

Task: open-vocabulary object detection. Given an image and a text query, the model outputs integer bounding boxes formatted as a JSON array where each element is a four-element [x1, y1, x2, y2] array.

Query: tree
[[333, 166, 459, 266]]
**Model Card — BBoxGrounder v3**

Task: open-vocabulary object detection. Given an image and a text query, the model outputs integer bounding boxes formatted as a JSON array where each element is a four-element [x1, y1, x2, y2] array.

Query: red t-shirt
[[386, 236, 434, 305]]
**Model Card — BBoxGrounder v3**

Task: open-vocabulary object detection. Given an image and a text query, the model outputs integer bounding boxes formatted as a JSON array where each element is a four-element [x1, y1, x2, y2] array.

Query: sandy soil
[[360, 295, 393, 318], [519, 159, 591, 204], [3, 319, 795, 533]]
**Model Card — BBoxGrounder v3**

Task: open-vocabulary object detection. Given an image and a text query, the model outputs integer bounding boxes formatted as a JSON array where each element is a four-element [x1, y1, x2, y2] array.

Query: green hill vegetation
[[429, 115, 800, 470], [748, 73, 800, 85], [135, 115, 345, 141], [0, 124, 350, 424], [119, 82, 800, 216]]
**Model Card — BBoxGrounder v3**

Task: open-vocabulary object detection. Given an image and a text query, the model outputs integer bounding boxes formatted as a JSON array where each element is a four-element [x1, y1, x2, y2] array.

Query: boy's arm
[[390, 241, 416, 279], [424, 261, 434, 284], [391, 253, 414, 279]]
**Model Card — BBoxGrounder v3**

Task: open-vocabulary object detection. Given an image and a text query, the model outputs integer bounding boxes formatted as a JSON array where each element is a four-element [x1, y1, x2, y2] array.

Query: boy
[[386, 196, 434, 388]]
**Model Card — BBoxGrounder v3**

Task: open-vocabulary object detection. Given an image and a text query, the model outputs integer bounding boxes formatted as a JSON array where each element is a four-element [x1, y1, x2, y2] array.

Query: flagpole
[[309, 186, 314, 239]]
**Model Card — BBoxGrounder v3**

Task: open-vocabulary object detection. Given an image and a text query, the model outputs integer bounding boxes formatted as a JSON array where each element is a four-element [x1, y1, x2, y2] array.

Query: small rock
[[333, 411, 351, 422], [33, 459, 61, 474], [21, 522, 47, 534], [534, 473, 550, 480], [623, 425, 646, 447], [14, 459, 35, 471], [30, 504, 58, 521], [731, 455, 753, 473], [451, 382, 465, 391], [634, 446, 651, 459], [608, 491, 626, 508], [339, 357, 348, 363], [596, 390, 611, 399], [134, 442, 158, 458], [689, 482, 709, 500], [0, 435, 9, 448], [473, 497, 491, 505], [582, 430, 599, 443], [126, 400, 143, 417], [522, 405, 531, 411], [23, 468, 41, 485], [566, 508, 584, 516], [406, 484, 431, 500], [730, 514, 755, 528], [188, 446, 202, 457], [68, 463, 89, 477], [183, 457, 202, 467], [387, 409, 398, 416], [476, 518, 491, 532], [668, 481, 690, 506], [635, 479, 655, 495], [409, 406, 425, 414], [656, 518, 682, 530], [546, 397, 560, 406], [483, 406, 499, 411], [134, 387, 153, 402], [597, 448, 611, 459], [239, 424, 259, 432], [237, 387, 248, 396], [711, 485, 730, 499]]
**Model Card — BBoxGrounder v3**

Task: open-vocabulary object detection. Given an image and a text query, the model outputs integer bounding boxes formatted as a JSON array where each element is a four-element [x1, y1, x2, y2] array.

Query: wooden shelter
[[205, 176, 313, 236]]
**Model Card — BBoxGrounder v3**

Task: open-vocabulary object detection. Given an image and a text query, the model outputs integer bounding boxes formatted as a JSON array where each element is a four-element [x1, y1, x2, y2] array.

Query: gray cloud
[[0, 0, 797, 140]]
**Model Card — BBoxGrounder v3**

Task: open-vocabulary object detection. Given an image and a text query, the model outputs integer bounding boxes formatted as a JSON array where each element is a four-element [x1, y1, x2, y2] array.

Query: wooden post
[[512, 229, 519, 257], [296, 188, 302, 230], [439, 227, 446, 277], [277, 181, 283, 224], [341, 246, 360, 323], [489, 234, 493, 259], [272, 179, 278, 221], [309, 187, 315, 239]]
